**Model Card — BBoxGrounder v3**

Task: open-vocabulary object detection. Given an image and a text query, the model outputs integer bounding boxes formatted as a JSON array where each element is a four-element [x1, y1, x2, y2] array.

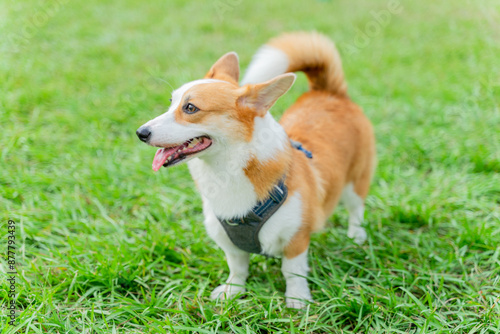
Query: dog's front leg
[[281, 249, 312, 309], [202, 203, 250, 300], [210, 249, 249, 300]]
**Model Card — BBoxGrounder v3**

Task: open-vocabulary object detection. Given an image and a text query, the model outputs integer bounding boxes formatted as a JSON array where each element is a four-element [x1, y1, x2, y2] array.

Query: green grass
[[1, 0, 500, 332]]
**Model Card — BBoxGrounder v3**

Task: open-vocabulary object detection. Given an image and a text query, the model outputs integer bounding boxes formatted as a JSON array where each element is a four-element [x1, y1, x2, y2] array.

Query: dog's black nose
[[136, 126, 152, 142]]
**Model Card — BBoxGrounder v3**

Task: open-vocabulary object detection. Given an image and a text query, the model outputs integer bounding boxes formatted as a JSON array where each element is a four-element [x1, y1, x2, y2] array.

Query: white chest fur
[[200, 191, 303, 257], [187, 153, 257, 220]]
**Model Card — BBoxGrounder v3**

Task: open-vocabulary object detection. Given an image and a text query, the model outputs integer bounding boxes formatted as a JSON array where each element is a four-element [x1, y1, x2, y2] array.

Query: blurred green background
[[1, 0, 499, 332]]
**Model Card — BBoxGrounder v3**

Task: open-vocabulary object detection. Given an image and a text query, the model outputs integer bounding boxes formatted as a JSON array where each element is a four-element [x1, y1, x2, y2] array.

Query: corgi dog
[[136, 32, 375, 309]]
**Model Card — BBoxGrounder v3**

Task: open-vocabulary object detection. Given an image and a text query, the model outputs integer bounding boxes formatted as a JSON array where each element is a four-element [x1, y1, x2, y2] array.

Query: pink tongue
[[152, 147, 178, 171]]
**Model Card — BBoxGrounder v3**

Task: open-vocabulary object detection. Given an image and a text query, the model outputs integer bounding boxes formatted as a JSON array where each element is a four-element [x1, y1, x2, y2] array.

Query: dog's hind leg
[[341, 182, 367, 245]]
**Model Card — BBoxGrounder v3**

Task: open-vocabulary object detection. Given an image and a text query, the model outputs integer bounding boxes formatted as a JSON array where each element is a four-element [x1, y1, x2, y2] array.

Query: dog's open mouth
[[152, 136, 212, 171]]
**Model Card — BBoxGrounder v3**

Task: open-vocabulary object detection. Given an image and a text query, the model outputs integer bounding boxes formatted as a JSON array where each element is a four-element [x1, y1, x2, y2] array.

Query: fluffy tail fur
[[241, 32, 347, 96]]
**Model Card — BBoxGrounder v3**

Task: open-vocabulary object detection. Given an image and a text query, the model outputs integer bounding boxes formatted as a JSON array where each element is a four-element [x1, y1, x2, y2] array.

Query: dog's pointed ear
[[237, 73, 296, 116], [205, 52, 240, 84]]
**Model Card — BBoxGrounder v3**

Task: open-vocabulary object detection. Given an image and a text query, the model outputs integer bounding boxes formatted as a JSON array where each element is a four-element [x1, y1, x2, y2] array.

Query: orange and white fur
[[137, 32, 375, 308]]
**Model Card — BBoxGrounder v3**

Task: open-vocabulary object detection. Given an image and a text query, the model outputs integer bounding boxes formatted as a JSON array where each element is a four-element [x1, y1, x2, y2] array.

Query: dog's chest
[[201, 189, 303, 257], [188, 157, 304, 256], [187, 158, 258, 219]]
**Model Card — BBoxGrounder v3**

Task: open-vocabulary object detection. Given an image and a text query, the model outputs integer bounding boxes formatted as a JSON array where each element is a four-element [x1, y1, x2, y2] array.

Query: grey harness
[[217, 141, 313, 254], [218, 179, 288, 254]]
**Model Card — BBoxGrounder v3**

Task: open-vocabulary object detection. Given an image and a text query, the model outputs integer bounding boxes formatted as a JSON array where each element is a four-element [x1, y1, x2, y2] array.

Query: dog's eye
[[183, 103, 199, 114], [169, 98, 172, 103]]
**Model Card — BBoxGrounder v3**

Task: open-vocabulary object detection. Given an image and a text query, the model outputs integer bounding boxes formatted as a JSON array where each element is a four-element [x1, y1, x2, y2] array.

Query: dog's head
[[136, 52, 295, 171]]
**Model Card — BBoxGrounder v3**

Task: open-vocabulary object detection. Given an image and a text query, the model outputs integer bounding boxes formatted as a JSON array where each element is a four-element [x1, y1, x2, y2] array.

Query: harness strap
[[217, 140, 312, 254], [290, 140, 313, 159], [218, 178, 288, 254]]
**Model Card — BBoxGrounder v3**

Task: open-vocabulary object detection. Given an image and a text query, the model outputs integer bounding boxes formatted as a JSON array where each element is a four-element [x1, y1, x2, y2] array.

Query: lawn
[[1, 0, 499, 332]]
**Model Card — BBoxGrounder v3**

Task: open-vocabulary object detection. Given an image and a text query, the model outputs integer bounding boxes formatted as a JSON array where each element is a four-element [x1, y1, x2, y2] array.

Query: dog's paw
[[210, 284, 246, 300], [285, 294, 312, 309], [285, 287, 312, 309], [348, 226, 367, 245]]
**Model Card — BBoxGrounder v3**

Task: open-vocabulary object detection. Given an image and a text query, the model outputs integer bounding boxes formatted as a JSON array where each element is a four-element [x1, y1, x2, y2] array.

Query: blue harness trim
[[290, 140, 313, 159], [217, 140, 313, 254]]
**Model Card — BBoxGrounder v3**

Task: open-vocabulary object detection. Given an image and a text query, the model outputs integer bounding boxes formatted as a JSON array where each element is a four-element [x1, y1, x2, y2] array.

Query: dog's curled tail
[[241, 32, 347, 96]]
